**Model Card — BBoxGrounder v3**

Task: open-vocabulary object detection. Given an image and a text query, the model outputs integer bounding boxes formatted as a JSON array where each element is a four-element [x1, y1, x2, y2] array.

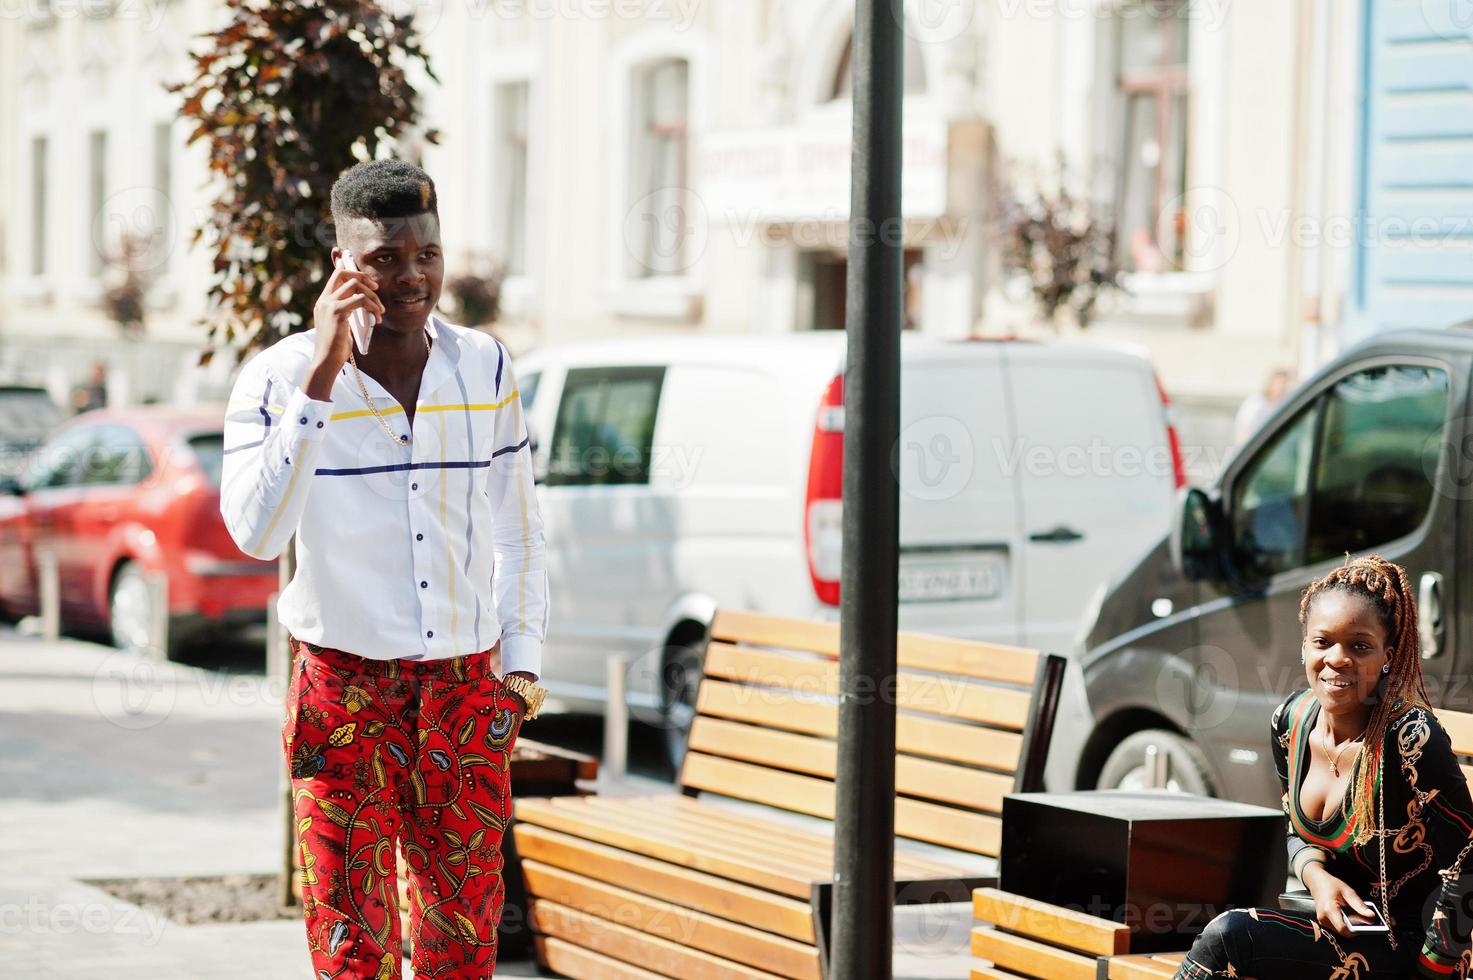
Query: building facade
[[0, 0, 1462, 462]]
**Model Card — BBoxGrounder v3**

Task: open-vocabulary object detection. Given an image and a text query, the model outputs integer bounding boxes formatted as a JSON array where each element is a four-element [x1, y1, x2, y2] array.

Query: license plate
[[897, 555, 1005, 603]]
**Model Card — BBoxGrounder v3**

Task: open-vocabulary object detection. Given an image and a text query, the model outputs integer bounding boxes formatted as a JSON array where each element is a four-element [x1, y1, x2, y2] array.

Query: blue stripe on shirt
[[313, 440, 527, 476]]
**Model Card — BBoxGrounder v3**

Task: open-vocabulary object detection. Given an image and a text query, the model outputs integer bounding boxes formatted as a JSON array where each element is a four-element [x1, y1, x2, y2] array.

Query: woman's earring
[[1382, 663, 1391, 674]]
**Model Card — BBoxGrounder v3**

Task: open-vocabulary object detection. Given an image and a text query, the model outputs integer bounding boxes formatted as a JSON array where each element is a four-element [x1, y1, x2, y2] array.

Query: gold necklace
[[1319, 717, 1366, 778], [347, 330, 432, 447]]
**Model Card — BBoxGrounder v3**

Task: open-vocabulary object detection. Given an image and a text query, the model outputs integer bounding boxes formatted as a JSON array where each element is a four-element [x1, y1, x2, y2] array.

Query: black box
[[1000, 791, 1286, 953]]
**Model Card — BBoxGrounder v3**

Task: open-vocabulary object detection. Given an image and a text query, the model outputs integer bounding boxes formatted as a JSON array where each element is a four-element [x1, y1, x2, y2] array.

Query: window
[[546, 368, 664, 486], [1231, 404, 1318, 580], [188, 434, 223, 489], [829, 30, 928, 101], [1305, 366, 1448, 563], [79, 425, 153, 486], [24, 427, 95, 491], [153, 122, 173, 272], [1111, 1, 1189, 273], [1230, 364, 1449, 580], [628, 59, 690, 278], [88, 130, 107, 277], [31, 136, 47, 276], [493, 81, 530, 276]]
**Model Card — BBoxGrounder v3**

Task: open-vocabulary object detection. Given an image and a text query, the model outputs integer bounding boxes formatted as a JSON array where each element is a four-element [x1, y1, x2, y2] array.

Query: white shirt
[[219, 315, 548, 678]]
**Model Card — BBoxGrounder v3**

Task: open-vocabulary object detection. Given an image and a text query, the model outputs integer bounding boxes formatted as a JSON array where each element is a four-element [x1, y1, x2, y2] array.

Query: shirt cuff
[[285, 387, 333, 442], [500, 634, 542, 682]]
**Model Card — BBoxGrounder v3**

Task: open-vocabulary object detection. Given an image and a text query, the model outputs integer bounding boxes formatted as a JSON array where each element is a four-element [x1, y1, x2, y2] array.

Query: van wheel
[[1096, 729, 1216, 796], [659, 636, 707, 775]]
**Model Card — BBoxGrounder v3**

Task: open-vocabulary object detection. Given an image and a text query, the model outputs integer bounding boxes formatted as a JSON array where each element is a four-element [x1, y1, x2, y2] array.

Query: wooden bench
[[514, 609, 1068, 979], [970, 888, 1132, 980]]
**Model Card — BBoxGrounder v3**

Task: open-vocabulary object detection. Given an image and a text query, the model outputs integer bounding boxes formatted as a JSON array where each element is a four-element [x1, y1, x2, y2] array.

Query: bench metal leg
[[810, 875, 998, 979]]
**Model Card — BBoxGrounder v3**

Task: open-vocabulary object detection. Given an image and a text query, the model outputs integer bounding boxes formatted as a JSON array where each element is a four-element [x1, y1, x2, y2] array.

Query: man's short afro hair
[[330, 159, 439, 233]]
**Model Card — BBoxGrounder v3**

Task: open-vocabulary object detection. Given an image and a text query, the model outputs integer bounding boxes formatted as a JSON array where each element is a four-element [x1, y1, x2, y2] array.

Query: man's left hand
[[504, 671, 536, 719]]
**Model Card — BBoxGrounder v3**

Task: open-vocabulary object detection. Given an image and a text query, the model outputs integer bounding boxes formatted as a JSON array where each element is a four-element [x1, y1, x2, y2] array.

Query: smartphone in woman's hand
[[1344, 902, 1389, 933], [337, 251, 374, 355]]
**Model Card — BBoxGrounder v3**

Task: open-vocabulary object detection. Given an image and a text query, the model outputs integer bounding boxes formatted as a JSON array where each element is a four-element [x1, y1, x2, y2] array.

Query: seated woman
[[1177, 555, 1473, 979]]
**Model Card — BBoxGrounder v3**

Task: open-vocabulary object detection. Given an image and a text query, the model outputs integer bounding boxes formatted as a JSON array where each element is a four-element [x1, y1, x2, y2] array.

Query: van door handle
[[1420, 572, 1444, 659], [1029, 525, 1084, 544]]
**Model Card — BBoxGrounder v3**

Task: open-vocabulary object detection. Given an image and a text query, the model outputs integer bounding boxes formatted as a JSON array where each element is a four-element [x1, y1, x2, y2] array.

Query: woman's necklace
[[347, 330, 431, 447], [1318, 716, 1368, 778]]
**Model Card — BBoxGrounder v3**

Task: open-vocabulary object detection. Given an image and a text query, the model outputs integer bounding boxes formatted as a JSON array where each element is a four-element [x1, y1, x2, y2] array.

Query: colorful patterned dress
[[1177, 689, 1473, 979]]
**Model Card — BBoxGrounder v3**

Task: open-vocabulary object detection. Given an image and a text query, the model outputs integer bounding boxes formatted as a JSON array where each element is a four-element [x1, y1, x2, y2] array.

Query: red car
[[0, 405, 277, 657]]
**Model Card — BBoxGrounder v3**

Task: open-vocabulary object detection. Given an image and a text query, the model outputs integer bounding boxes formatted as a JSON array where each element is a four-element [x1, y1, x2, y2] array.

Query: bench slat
[[522, 861, 821, 979], [646, 796, 965, 879], [710, 609, 1039, 685], [701, 643, 1029, 729], [697, 681, 1023, 770], [683, 753, 1003, 856], [690, 716, 1015, 812], [536, 937, 668, 980], [971, 926, 1098, 980], [516, 798, 815, 899], [531, 898, 789, 979], [1439, 708, 1473, 757], [1105, 953, 1186, 980], [972, 888, 1130, 958], [514, 824, 815, 941], [563, 796, 838, 879]]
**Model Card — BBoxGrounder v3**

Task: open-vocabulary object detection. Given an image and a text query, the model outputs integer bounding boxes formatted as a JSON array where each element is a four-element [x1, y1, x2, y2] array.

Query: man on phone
[[220, 159, 548, 979]]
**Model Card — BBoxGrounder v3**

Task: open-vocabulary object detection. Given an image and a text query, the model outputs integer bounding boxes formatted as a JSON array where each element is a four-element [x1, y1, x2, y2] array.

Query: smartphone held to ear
[[337, 251, 375, 356], [1344, 902, 1389, 933]]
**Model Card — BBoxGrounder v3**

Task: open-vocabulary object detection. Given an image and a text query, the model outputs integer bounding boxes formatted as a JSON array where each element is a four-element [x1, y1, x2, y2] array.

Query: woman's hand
[[1302, 863, 1375, 937]]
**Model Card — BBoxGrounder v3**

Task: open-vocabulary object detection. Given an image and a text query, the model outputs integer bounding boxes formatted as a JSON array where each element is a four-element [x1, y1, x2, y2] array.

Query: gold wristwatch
[[502, 674, 547, 721]]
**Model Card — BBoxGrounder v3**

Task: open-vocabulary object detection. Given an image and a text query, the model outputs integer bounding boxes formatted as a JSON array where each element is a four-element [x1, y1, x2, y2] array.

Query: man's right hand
[[305, 266, 384, 401]]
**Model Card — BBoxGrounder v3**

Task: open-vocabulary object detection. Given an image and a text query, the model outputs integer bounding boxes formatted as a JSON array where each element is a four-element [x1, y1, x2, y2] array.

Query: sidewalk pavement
[[0, 629, 974, 978]]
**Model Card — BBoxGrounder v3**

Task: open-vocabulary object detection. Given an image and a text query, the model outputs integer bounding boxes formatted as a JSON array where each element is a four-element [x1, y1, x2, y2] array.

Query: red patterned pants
[[283, 636, 522, 979]]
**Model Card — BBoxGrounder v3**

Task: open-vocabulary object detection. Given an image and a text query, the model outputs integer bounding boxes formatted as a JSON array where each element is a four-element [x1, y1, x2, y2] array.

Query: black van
[[1062, 328, 1473, 807]]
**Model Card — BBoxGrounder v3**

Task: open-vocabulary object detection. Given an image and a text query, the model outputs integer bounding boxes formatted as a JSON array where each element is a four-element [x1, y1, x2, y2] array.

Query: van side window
[[1231, 404, 1319, 579], [1230, 364, 1450, 581], [546, 367, 664, 487], [1304, 366, 1447, 563]]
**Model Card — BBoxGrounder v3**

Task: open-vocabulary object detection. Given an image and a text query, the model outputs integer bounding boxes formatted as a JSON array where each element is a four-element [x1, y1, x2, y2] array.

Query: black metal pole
[[830, 0, 903, 975]]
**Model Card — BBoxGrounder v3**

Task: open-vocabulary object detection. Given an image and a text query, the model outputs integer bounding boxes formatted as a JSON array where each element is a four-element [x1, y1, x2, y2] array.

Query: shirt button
[[416, 533, 424, 541], [317, 421, 324, 429], [420, 581, 428, 589], [299, 416, 307, 424], [401, 434, 409, 442], [411, 482, 418, 491], [426, 630, 434, 638]]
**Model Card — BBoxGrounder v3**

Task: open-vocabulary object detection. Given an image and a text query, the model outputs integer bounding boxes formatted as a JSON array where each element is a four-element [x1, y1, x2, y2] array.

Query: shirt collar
[[418, 314, 462, 398]]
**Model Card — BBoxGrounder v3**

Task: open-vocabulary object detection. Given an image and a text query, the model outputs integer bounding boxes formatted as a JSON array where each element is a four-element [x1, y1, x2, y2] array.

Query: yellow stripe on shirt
[[329, 391, 520, 423]]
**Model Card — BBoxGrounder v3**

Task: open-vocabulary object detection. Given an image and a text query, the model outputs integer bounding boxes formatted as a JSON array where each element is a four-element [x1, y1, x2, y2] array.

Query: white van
[[516, 334, 1182, 769]]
